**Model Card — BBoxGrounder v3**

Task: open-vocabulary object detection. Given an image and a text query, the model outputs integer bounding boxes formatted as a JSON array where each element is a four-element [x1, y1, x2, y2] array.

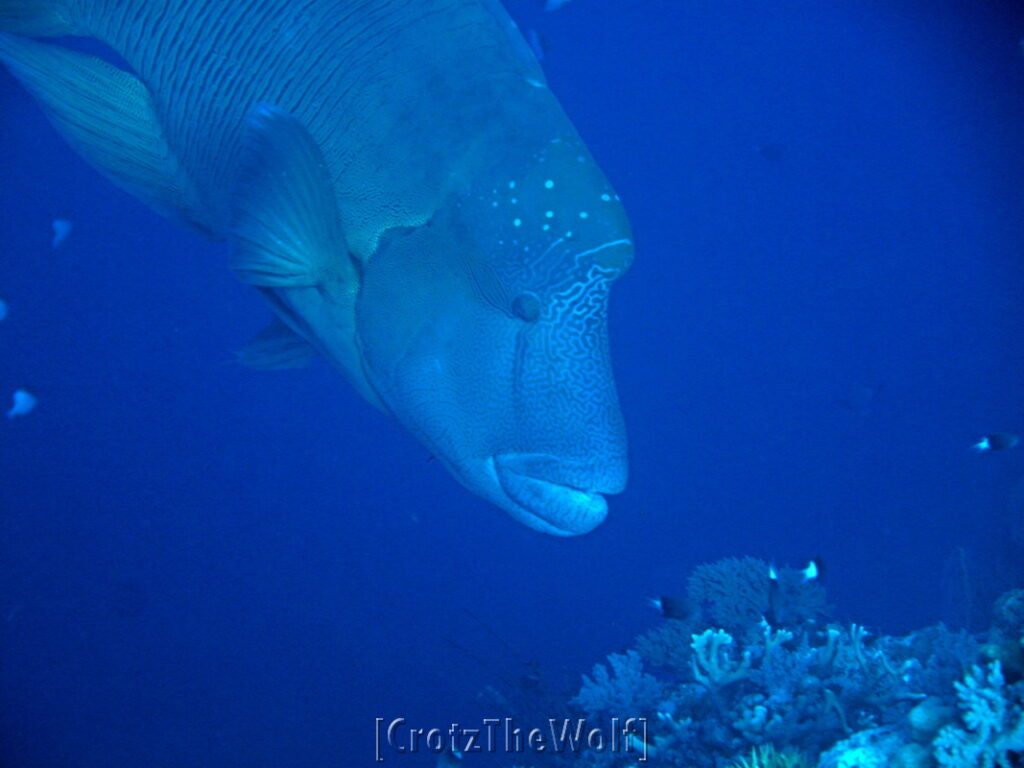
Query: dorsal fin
[[478, 0, 547, 87]]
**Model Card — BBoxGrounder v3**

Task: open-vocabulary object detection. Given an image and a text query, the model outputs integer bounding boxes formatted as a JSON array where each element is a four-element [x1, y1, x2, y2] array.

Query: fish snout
[[492, 452, 626, 536]]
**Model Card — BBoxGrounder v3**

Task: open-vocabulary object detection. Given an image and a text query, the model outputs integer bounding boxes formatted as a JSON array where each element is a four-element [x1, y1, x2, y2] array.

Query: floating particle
[[0, 298, 7, 322], [52, 219, 72, 249], [6, 389, 37, 419]]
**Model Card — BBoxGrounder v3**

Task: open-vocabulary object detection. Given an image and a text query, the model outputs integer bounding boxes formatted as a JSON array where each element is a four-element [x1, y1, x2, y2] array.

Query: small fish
[[801, 558, 823, 582], [766, 571, 781, 627], [972, 433, 1019, 452], [766, 560, 822, 627], [51, 218, 72, 248], [6, 388, 37, 418], [648, 596, 695, 621], [770, 559, 821, 584], [0, 298, 8, 322], [544, 0, 573, 10]]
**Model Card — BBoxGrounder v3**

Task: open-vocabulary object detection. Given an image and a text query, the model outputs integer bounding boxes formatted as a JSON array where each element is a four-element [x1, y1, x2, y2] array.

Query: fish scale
[[71, 0, 539, 246]]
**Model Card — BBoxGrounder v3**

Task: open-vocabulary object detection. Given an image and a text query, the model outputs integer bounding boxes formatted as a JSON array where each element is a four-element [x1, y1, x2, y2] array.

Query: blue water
[[1, 0, 1022, 765]]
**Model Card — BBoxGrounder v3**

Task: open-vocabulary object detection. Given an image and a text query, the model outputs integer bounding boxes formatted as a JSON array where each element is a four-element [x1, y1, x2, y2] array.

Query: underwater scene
[[1, 0, 1023, 766]]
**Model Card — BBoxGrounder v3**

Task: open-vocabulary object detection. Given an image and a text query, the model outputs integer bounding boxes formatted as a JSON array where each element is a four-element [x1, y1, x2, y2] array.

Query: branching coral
[[545, 559, 1022, 768], [933, 661, 1024, 768], [572, 650, 664, 717], [691, 629, 752, 688], [688, 556, 772, 636], [635, 619, 697, 678], [686, 556, 829, 642]]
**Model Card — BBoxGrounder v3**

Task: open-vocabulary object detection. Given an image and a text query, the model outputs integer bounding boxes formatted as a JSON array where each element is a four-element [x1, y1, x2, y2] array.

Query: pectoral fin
[[0, 33, 208, 231], [236, 317, 318, 370], [230, 103, 350, 289]]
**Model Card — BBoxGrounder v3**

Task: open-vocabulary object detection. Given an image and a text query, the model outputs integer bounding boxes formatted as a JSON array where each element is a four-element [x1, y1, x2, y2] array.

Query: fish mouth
[[491, 453, 610, 536]]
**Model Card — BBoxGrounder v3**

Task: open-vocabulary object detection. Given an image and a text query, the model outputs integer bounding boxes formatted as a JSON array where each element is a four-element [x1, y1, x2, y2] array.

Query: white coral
[[933, 661, 1024, 768], [690, 628, 751, 688]]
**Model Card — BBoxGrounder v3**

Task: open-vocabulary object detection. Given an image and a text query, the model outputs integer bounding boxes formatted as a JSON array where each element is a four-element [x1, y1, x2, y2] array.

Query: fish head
[[356, 135, 632, 535]]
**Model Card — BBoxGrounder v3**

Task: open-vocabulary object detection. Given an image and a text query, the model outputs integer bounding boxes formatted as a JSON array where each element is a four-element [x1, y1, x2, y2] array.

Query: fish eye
[[511, 292, 541, 322]]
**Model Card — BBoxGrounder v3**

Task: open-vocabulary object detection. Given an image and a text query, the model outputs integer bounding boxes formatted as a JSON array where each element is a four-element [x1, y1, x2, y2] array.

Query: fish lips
[[491, 453, 621, 536]]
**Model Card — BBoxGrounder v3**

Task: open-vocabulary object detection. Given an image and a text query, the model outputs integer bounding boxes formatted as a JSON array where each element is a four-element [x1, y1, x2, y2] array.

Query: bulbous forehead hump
[[475, 133, 633, 279]]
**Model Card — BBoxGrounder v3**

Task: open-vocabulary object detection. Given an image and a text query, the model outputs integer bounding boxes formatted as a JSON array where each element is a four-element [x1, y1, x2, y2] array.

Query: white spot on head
[[545, 211, 554, 218], [491, 201, 498, 207], [544, 180, 554, 189], [511, 198, 518, 204], [542, 224, 550, 231], [513, 218, 522, 227], [579, 211, 589, 219], [509, 181, 516, 190], [600, 193, 612, 202]]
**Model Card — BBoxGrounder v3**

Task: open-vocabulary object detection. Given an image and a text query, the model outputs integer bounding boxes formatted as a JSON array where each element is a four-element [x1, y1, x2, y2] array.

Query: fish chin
[[491, 454, 608, 536]]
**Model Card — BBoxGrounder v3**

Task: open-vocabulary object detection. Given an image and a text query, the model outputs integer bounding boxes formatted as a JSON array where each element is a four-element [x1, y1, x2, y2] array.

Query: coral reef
[[933, 661, 1024, 767], [573, 650, 664, 717], [984, 590, 1024, 682], [687, 557, 773, 637], [731, 744, 810, 768], [550, 559, 1022, 767]]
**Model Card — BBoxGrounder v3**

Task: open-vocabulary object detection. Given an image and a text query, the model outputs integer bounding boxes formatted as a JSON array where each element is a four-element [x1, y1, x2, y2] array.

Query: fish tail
[[0, 0, 81, 37]]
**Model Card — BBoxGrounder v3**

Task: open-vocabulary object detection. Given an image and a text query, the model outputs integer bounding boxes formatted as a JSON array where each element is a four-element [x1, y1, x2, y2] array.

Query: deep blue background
[[1, 0, 1022, 765]]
